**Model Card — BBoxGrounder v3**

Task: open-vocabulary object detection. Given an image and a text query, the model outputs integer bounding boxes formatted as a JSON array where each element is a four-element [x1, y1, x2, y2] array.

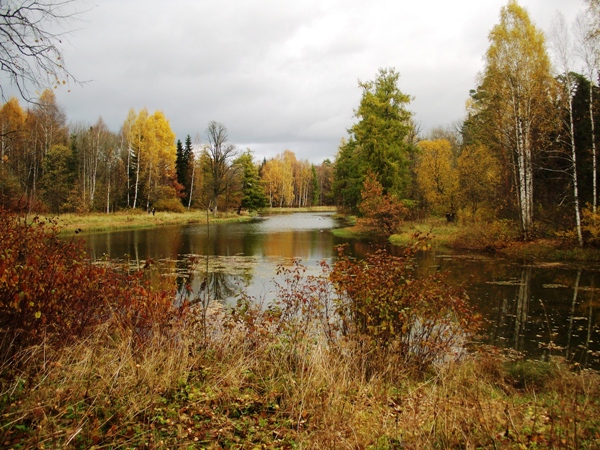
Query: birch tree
[[127, 108, 149, 209], [575, 12, 600, 214], [479, 0, 553, 239], [551, 12, 583, 247], [261, 157, 282, 207], [24, 89, 67, 210]]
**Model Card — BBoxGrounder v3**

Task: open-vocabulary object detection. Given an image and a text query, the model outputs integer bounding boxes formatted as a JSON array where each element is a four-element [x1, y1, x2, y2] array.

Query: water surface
[[78, 212, 600, 368]]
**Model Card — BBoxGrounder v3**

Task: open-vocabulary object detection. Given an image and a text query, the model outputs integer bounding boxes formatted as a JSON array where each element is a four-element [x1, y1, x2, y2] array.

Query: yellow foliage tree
[[457, 144, 501, 221], [0, 98, 26, 204], [415, 139, 459, 215], [478, 0, 553, 238], [125, 108, 176, 210], [261, 158, 283, 207]]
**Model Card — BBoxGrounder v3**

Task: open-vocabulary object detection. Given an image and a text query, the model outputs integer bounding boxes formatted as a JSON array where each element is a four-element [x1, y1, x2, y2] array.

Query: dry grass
[[2, 308, 600, 449], [38, 210, 255, 235]]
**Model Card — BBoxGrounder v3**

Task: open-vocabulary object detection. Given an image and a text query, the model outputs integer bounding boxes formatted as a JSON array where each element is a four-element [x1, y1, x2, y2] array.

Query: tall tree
[[40, 144, 74, 213], [311, 164, 320, 206], [551, 12, 583, 247], [477, 0, 554, 239], [316, 159, 335, 206], [415, 139, 459, 215], [575, 12, 600, 214], [25, 89, 67, 210], [176, 138, 185, 185], [176, 134, 195, 206], [334, 68, 414, 211], [124, 108, 177, 211], [586, 0, 600, 37], [70, 117, 114, 211], [260, 157, 282, 207], [235, 149, 267, 213], [333, 138, 362, 210], [0, 97, 26, 205], [457, 144, 501, 220], [350, 67, 414, 196], [203, 121, 237, 215]]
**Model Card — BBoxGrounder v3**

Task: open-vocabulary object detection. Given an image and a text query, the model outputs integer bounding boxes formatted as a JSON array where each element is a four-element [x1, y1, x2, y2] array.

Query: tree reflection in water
[[175, 254, 255, 305], [513, 266, 532, 352]]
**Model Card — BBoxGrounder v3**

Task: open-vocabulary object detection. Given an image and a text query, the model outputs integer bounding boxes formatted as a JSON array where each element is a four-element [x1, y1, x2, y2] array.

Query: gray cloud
[[21, 0, 584, 163]]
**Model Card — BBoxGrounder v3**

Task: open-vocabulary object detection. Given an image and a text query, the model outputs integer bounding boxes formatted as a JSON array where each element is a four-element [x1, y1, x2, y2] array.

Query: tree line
[[2, 0, 600, 248], [333, 0, 600, 246], [0, 96, 335, 215]]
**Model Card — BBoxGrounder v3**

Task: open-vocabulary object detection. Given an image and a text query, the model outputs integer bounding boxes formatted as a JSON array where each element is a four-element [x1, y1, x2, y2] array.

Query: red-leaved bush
[[0, 211, 182, 354], [330, 237, 480, 373]]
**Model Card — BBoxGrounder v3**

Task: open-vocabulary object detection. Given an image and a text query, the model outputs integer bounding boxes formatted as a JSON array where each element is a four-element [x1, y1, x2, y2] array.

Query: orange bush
[[358, 171, 407, 235], [0, 211, 183, 353], [330, 239, 480, 372]]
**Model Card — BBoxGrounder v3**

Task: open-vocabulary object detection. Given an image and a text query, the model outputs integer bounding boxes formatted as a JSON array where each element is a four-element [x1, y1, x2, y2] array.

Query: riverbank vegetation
[[2, 212, 600, 448], [330, 1, 600, 253], [2, 0, 599, 254], [37, 206, 335, 235], [47, 209, 256, 234]]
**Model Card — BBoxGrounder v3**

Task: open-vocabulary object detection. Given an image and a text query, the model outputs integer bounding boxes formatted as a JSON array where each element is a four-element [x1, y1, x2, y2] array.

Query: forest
[[1, 1, 600, 249], [0, 96, 336, 216]]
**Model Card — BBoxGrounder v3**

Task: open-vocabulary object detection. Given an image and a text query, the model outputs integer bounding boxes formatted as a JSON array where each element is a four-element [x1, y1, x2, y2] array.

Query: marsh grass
[[3, 312, 600, 449], [390, 217, 459, 248], [331, 215, 462, 246]]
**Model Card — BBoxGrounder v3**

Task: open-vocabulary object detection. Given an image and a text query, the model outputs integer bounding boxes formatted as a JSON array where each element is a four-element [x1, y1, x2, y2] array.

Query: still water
[[78, 211, 600, 368]]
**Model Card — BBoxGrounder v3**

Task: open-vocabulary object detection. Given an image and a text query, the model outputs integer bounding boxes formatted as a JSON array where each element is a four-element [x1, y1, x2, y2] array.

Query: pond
[[77, 211, 600, 369]]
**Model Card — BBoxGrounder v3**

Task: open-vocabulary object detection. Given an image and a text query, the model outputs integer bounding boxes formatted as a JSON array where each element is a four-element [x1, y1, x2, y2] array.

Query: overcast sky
[[26, 0, 587, 163]]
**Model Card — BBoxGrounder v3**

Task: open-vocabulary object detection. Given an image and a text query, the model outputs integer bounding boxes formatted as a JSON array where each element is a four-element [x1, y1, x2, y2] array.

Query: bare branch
[[0, 0, 83, 102]]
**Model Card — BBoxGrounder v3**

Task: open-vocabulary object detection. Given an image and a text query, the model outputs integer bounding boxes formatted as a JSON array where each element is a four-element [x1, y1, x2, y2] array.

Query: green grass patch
[[390, 217, 461, 247]]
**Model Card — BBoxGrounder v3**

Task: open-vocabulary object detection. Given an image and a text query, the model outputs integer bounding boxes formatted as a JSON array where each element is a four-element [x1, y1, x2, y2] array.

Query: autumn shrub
[[0, 210, 183, 358], [581, 205, 600, 247], [154, 197, 186, 213], [453, 219, 520, 250], [358, 170, 408, 235], [0, 172, 24, 210], [237, 236, 479, 377], [329, 238, 479, 376]]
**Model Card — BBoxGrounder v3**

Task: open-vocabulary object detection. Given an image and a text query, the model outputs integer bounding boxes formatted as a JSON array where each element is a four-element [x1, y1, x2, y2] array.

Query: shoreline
[[44, 206, 338, 235], [335, 217, 600, 263]]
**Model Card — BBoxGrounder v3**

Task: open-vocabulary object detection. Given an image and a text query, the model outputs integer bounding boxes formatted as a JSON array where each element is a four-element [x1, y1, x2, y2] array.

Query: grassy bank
[[335, 215, 600, 262], [3, 314, 599, 449], [43, 206, 337, 235], [42, 210, 255, 235]]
